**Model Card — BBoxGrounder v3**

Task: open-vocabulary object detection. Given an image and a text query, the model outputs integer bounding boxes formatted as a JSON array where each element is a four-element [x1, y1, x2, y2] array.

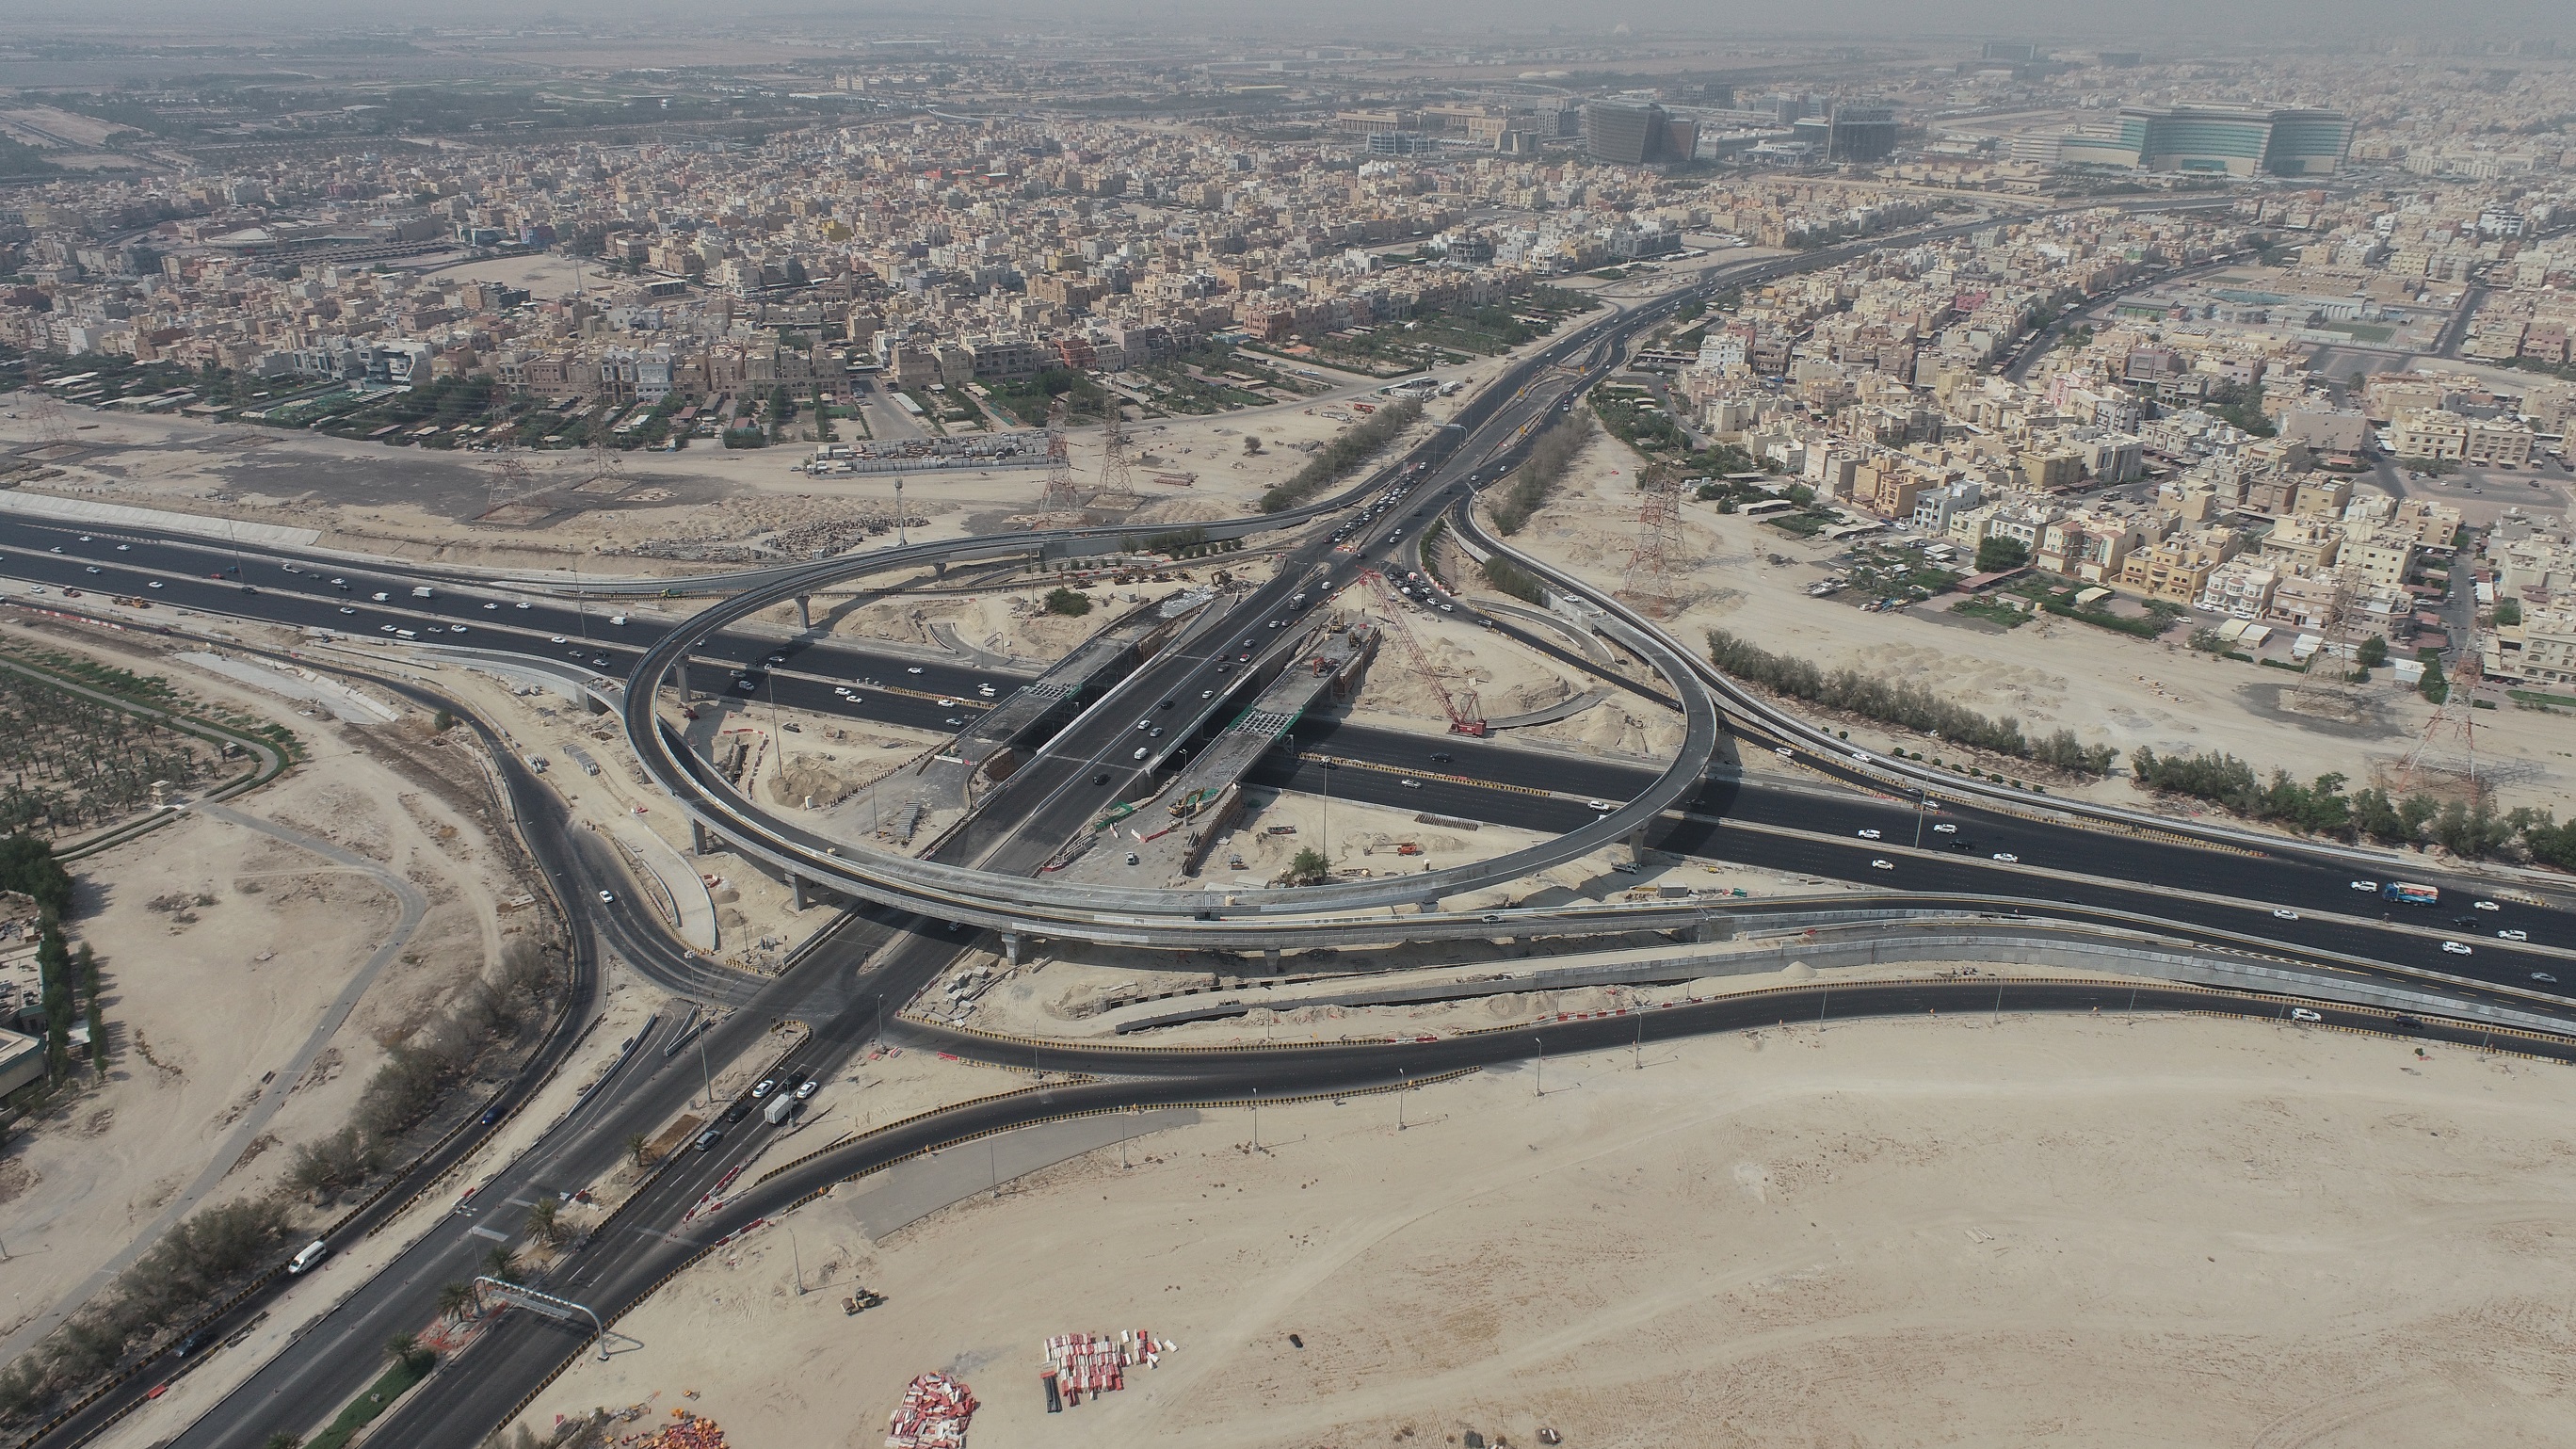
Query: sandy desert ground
[[1486, 421, 2575, 815], [0, 620, 536, 1352], [508, 1006, 2576, 1448]]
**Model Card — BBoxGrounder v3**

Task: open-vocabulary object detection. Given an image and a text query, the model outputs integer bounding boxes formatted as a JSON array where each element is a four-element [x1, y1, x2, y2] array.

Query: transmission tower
[[585, 428, 627, 492], [24, 358, 74, 448], [2394, 634, 2487, 798], [1620, 464, 1683, 613], [1094, 402, 1140, 506], [482, 387, 539, 515], [2287, 551, 2365, 722], [1037, 395, 1083, 516]]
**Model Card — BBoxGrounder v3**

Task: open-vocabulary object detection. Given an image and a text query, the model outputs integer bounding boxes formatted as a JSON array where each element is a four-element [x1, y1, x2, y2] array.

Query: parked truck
[[2382, 881, 2439, 907], [764, 1094, 797, 1127]]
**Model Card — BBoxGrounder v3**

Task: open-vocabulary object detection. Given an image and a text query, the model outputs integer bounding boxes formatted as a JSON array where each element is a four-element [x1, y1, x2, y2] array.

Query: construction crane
[[1356, 568, 1487, 736]]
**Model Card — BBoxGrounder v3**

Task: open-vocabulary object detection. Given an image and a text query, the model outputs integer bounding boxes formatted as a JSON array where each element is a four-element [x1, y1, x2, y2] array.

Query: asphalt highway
[[6, 195, 2556, 1448]]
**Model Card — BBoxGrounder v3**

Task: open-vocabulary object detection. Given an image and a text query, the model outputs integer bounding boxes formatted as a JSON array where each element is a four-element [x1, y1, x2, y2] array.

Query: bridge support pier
[[789, 875, 809, 911], [1001, 932, 1022, 966], [586, 692, 608, 716], [1263, 944, 1280, 974], [795, 594, 813, 629], [689, 818, 711, 856], [673, 660, 691, 700], [1622, 827, 1647, 864], [931, 559, 947, 579]]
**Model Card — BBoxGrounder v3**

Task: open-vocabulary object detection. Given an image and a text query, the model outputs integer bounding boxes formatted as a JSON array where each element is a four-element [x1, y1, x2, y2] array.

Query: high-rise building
[[1584, 102, 1671, 165], [1825, 103, 1898, 163], [1982, 41, 2040, 62], [2091, 105, 2353, 176]]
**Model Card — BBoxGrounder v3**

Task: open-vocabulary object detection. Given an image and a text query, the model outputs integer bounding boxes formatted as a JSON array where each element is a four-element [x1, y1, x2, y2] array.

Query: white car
[[906, 666, 925, 674], [550, 636, 568, 644], [146, 580, 163, 588], [2441, 941, 2472, 956], [2497, 929, 2528, 942], [2474, 900, 2501, 911], [1869, 858, 1894, 870], [1401, 779, 1422, 789], [1586, 800, 1613, 812], [514, 601, 531, 609], [482, 602, 499, 610], [1774, 746, 1794, 759], [597, 890, 617, 904], [2349, 880, 2377, 892], [2272, 909, 2299, 921], [1856, 829, 1882, 840], [1991, 852, 2019, 863], [2290, 1007, 2323, 1022], [1931, 823, 1956, 834]]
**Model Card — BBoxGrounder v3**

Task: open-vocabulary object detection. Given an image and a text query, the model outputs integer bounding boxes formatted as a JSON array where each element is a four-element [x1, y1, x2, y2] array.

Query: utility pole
[[790, 1227, 805, 1295], [697, 1029, 713, 1110]]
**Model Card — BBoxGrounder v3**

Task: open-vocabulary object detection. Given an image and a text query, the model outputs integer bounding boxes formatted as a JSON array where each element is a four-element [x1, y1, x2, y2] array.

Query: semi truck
[[2382, 881, 2439, 907]]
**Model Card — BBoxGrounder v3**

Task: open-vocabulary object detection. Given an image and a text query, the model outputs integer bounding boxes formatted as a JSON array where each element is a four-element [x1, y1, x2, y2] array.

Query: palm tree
[[525, 1199, 561, 1248], [436, 1280, 478, 1323], [625, 1132, 650, 1167], [481, 1244, 518, 1283]]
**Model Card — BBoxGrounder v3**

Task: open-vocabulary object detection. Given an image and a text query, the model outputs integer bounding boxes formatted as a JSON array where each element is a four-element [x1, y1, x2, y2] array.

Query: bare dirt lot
[[509, 1007, 2576, 1448], [0, 621, 535, 1360]]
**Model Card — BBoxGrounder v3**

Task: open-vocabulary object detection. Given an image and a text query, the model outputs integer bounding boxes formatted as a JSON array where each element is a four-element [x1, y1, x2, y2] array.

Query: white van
[[287, 1239, 330, 1274], [608, 614, 628, 626]]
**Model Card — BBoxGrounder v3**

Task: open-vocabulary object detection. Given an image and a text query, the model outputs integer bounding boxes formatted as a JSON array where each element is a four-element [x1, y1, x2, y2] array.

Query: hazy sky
[[1, 0, 2569, 44]]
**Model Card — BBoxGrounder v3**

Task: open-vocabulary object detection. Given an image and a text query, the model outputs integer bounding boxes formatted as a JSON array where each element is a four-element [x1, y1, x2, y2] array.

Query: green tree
[[1043, 587, 1092, 618], [436, 1280, 479, 1322], [0, 833, 74, 915], [2493, 598, 2522, 627], [1286, 847, 1330, 886], [386, 1331, 435, 1376], [37, 915, 71, 1076], [2356, 634, 2388, 668], [525, 1199, 562, 1248], [1974, 536, 2030, 573]]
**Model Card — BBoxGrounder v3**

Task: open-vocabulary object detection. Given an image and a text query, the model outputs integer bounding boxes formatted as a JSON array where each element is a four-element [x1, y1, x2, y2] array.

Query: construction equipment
[[1355, 569, 1488, 736]]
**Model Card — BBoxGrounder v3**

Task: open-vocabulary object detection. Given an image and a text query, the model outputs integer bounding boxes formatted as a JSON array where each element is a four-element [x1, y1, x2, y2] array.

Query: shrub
[[1259, 398, 1424, 512], [1707, 628, 2113, 776], [1489, 411, 1595, 535], [1043, 588, 1092, 618]]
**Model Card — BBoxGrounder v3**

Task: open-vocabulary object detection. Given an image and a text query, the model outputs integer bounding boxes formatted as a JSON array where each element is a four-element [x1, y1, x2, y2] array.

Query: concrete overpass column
[[689, 818, 711, 856], [1263, 944, 1280, 974], [586, 692, 608, 716], [673, 660, 691, 699], [795, 594, 813, 629], [1623, 827, 1647, 864], [789, 875, 809, 911], [1001, 932, 1022, 966]]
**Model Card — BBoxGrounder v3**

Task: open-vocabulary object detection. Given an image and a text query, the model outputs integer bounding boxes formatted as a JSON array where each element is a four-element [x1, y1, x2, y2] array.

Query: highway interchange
[[5, 207, 2575, 1448]]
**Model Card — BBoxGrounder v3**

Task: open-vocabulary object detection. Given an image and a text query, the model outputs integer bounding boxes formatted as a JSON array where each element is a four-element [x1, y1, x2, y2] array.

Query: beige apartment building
[[2261, 518, 2343, 576], [2509, 605, 2576, 685], [2117, 527, 2242, 604], [2389, 407, 2536, 466]]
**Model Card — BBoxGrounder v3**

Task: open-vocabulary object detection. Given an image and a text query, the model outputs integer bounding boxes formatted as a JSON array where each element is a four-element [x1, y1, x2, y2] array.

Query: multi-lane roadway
[[8, 196, 2569, 1449]]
